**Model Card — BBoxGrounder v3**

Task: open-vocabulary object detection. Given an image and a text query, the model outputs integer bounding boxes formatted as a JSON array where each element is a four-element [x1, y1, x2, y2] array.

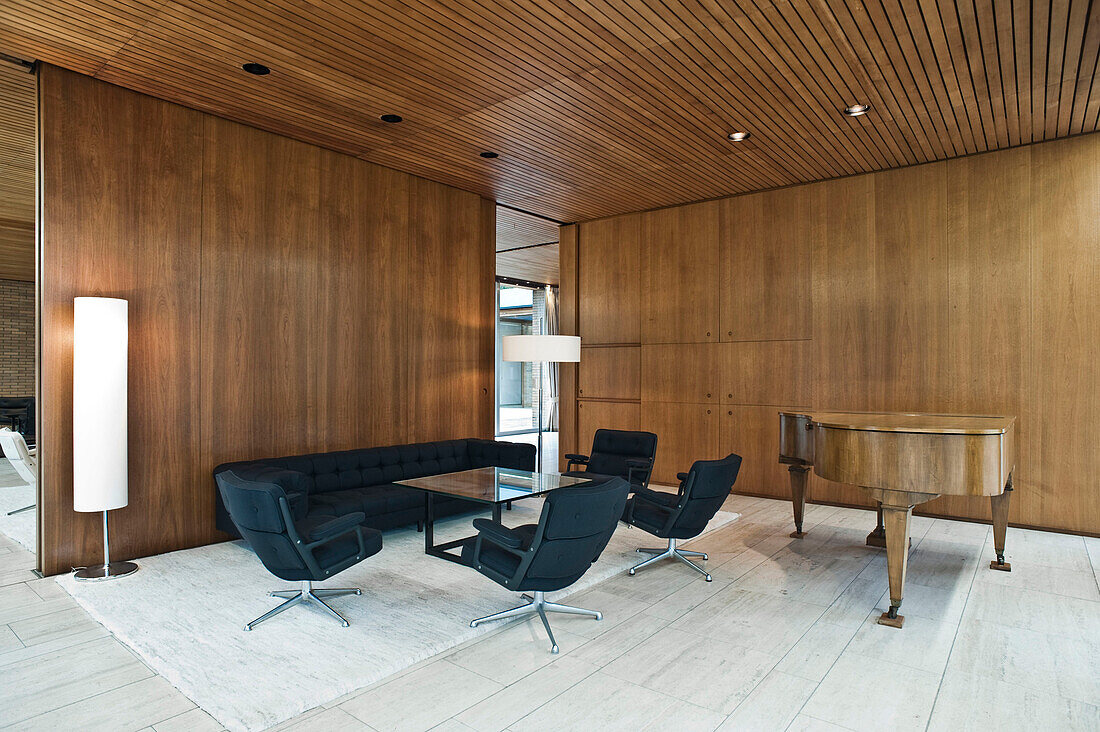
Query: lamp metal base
[[74, 561, 139, 581]]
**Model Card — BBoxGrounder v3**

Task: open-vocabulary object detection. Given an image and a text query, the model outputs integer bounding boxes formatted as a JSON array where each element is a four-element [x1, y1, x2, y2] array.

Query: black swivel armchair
[[462, 477, 631, 653], [621, 453, 742, 582], [216, 470, 383, 630], [563, 429, 657, 491]]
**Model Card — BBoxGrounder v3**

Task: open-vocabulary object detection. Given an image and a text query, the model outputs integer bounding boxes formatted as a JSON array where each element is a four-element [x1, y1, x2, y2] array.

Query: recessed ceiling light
[[726, 131, 751, 142], [843, 103, 871, 117], [242, 62, 270, 76], [480, 151, 499, 159], [380, 114, 403, 123]]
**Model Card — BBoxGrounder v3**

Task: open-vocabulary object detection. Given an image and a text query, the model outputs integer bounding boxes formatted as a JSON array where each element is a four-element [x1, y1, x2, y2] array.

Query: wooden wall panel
[[1026, 135, 1100, 535], [642, 402, 721, 485], [811, 174, 880, 412], [39, 66, 206, 574], [578, 215, 640, 344], [641, 343, 719, 404], [721, 187, 812, 341], [577, 346, 640, 401], [642, 201, 720, 344], [721, 340, 812, 407], [571, 133, 1100, 535], [720, 406, 802, 499], [558, 224, 578, 470], [576, 400, 639, 458], [39, 67, 495, 574], [407, 183, 494, 442]]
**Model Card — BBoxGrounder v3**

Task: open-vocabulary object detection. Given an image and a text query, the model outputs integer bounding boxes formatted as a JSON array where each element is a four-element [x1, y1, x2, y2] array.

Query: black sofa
[[214, 438, 536, 539]]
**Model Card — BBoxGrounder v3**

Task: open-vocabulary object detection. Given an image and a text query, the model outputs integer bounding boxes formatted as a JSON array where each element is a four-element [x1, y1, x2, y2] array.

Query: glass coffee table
[[396, 467, 592, 564]]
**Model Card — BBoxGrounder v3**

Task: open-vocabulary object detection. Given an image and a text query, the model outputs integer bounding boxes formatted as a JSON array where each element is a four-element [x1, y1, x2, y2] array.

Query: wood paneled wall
[[561, 134, 1100, 535], [38, 66, 494, 575]]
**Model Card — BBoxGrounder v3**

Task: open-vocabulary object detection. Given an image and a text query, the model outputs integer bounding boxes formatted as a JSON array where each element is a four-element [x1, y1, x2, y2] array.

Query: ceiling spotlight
[[480, 151, 499, 158], [380, 114, 403, 123], [843, 103, 871, 117], [242, 62, 270, 76], [726, 131, 751, 142]]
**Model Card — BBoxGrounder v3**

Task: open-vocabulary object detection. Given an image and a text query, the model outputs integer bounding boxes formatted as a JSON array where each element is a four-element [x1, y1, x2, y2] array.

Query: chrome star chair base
[[246, 580, 362, 631], [470, 590, 602, 654], [629, 537, 711, 581]]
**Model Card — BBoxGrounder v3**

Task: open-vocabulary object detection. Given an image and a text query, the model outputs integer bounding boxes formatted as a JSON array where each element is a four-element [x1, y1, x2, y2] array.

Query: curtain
[[545, 286, 560, 431]]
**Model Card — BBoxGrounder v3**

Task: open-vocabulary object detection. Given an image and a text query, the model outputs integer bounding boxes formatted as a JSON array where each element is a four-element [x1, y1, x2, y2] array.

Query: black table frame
[[421, 493, 507, 564]]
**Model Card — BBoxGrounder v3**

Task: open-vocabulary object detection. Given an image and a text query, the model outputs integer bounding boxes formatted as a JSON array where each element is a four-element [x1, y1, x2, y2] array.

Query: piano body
[[778, 411, 1015, 628]]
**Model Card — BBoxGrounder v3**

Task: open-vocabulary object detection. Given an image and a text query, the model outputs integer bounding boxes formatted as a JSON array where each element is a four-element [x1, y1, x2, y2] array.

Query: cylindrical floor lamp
[[73, 297, 137, 581], [502, 334, 581, 472]]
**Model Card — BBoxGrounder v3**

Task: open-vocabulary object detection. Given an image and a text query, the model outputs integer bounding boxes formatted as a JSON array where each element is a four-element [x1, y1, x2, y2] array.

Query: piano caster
[[877, 606, 905, 629], [989, 554, 1012, 572]]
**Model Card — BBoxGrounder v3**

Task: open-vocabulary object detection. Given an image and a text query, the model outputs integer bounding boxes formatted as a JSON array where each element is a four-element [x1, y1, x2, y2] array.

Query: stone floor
[[1, 495, 1098, 731]]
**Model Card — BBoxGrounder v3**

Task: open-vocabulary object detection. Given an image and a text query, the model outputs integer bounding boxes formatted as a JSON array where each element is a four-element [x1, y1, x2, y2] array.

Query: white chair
[[0, 428, 35, 515]]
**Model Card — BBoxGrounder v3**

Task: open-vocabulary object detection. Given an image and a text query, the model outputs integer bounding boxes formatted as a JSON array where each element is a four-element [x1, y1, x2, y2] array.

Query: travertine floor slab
[[3, 495, 1099, 732]]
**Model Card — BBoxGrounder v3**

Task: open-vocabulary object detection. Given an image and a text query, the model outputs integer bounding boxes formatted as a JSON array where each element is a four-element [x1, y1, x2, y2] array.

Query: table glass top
[[395, 467, 592, 503]]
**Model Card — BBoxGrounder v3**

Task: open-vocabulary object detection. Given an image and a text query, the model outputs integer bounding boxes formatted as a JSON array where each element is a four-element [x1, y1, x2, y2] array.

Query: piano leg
[[866, 503, 887, 547], [867, 502, 911, 549], [989, 475, 1013, 572], [869, 488, 937, 629], [788, 465, 810, 538]]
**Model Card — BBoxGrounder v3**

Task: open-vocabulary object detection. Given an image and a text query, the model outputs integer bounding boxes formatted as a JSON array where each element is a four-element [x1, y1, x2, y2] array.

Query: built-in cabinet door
[[719, 406, 801, 499], [721, 340, 811, 407], [579, 215, 641, 344], [578, 346, 640, 401], [642, 200, 719, 344], [641, 402, 720, 485], [641, 343, 719, 404], [576, 400, 640, 459], [721, 186, 813, 342]]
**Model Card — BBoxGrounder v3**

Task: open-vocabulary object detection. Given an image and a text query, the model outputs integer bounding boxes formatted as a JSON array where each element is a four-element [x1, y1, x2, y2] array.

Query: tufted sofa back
[[215, 438, 535, 496]]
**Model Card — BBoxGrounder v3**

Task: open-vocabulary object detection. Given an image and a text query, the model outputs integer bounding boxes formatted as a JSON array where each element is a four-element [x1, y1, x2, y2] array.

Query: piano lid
[[810, 412, 1014, 435]]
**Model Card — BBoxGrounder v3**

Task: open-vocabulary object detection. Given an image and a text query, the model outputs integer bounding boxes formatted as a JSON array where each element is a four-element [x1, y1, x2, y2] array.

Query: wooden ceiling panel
[[497, 244, 560, 285], [497, 207, 560, 251], [0, 61, 35, 282], [2, 0, 1097, 222]]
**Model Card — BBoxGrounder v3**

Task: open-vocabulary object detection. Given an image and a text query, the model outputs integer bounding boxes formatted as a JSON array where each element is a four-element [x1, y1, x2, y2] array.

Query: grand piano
[[778, 411, 1015, 628]]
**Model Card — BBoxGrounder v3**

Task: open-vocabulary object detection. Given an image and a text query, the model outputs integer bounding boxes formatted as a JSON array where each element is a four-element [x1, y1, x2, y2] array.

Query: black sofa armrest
[[297, 512, 366, 542], [472, 518, 524, 549]]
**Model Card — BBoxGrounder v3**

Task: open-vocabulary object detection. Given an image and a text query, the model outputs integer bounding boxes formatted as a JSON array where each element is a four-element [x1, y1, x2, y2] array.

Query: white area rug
[[0, 458, 35, 551], [56, 500, 738, 732]]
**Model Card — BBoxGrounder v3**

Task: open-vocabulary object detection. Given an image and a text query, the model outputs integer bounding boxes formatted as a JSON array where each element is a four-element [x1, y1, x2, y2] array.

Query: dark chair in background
[[621, 453, 742, 582], [563, 429, 657, 491], [462, 477, 631, 653], [216, 470, 383, 630], [0, 397, 34, 446]]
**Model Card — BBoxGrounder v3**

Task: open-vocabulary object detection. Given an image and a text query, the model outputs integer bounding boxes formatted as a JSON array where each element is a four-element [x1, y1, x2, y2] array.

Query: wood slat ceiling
[[496, 206, 560, 285], [496, 206, 560, 251], [0, 60, 36, 282], [497, 243, 560, 285], [2, 0, 1098, 222]]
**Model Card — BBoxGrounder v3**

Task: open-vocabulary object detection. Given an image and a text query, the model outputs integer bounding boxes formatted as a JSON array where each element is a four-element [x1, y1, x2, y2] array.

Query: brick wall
[[0, 279, 35, 396]]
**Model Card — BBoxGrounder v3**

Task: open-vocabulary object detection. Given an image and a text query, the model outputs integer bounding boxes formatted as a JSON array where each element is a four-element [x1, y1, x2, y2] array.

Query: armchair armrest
[[298, 512, 366, 542], [632, 485, 679, 509], [676, 472, 690, 482], [472, 518, 524, 549], [565, 453, 590, 471]]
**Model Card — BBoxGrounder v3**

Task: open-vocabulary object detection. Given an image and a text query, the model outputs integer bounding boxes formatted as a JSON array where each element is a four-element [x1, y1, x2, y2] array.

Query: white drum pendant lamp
[[73, 297, 137, 580]]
